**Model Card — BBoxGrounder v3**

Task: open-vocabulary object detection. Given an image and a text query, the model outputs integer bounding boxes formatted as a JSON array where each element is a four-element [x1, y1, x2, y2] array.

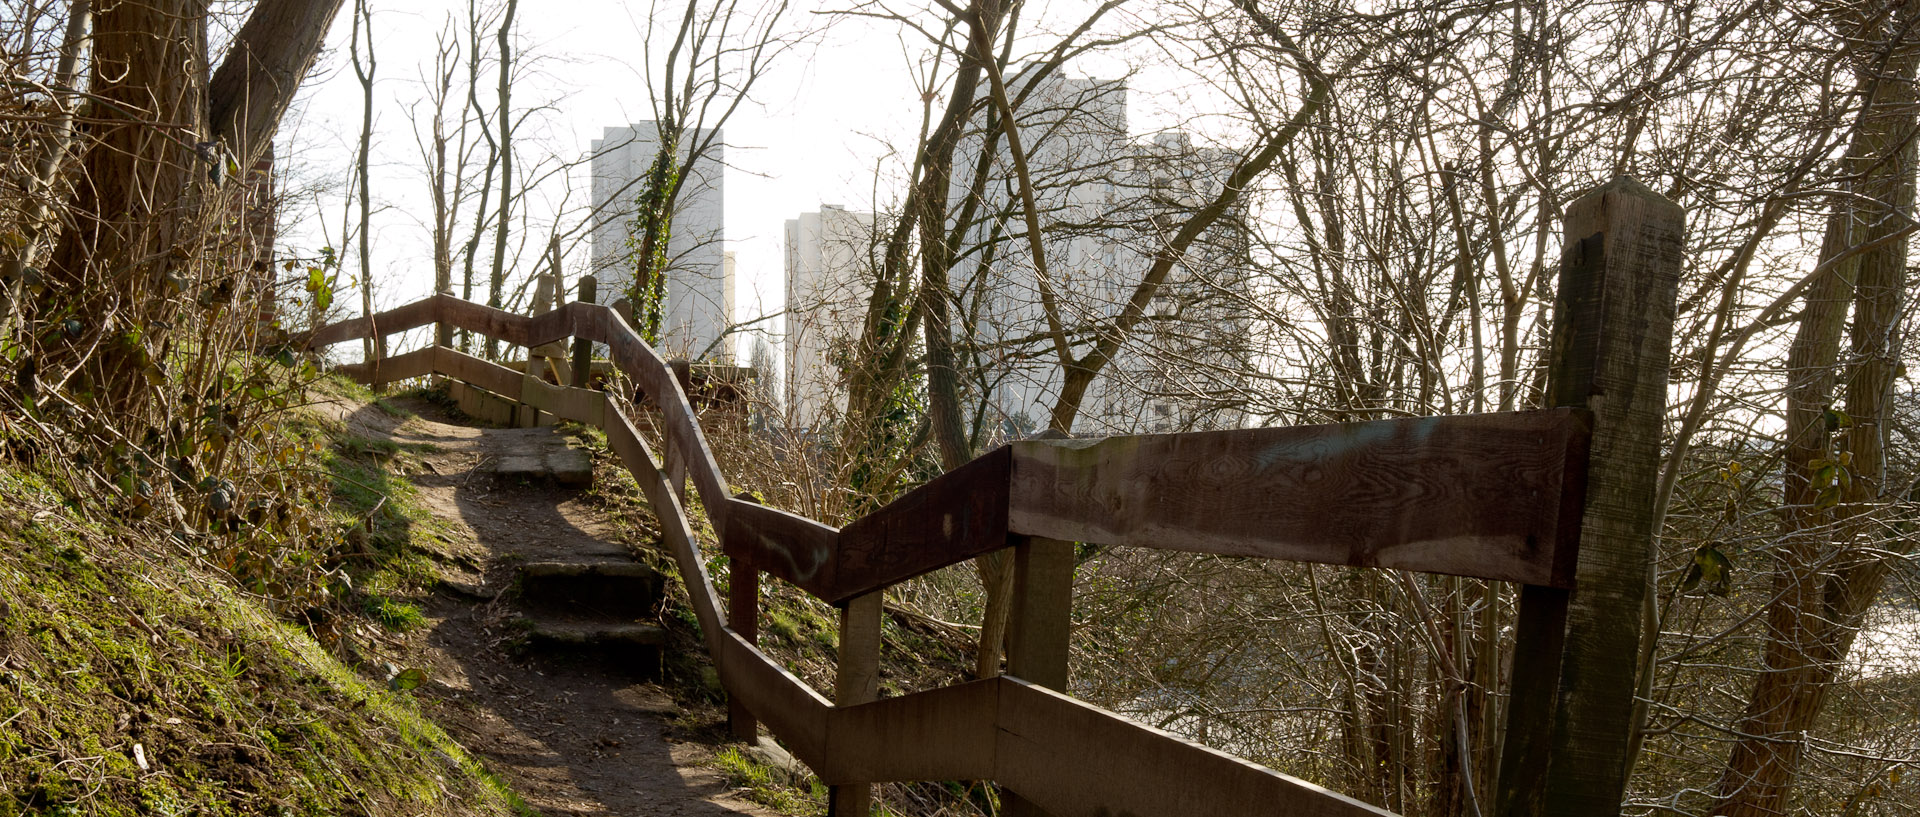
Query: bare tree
[[412, 14, 482, 348], [349, 0, 381, 363]]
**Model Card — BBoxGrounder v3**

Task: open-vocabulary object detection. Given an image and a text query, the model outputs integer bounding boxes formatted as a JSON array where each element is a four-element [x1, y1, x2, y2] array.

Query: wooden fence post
[[727, 490, 762, 742], [829, 590, 885, 816], [434, 287, 453, 349], [1496, 176, 1681, 817], [1006, 535, 1073, 688], [519, 270, 557, 428], [1002, 534, 1075, 817], [728, 553, 760, 742], [572, 275, 596, 388]]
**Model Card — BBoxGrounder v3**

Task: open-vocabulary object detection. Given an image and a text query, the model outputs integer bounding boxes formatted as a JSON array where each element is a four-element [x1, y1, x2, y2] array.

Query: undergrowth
[[711, 746, 829, 816], [0, 461, 530, 816]]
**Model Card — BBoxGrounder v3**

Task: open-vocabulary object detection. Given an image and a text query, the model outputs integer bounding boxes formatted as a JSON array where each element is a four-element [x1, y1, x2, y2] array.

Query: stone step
[[516, 561, 664, 619], [513, 618, 665, 677], [493, 435, 593, 486]]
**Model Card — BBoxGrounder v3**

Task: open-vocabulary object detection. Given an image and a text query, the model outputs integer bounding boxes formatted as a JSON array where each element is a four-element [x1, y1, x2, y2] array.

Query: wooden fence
[[307, 177, 1682, 817]]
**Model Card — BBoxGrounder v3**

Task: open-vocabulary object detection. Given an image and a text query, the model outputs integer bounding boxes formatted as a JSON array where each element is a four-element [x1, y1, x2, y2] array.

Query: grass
[[0, 376, 549, 816], [0, 472, 529, 817], [313, 397, 460, 619], [364, 595, 427, 631], [712, 746, 828, 817]]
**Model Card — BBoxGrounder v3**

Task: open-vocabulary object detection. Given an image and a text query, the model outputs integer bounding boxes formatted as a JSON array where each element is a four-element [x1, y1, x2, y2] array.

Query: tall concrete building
[[590, 124, 733, 361], [784, 205, 877, 429], [947, 69, 1252, 436]]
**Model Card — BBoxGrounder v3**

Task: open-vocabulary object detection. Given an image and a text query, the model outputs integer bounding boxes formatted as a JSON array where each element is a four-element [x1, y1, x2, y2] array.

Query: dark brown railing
[[308, 176, 1683, 817]]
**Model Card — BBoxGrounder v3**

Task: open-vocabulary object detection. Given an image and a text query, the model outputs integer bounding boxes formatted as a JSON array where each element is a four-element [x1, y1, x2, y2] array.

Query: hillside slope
[[0, 464, 529, 816]]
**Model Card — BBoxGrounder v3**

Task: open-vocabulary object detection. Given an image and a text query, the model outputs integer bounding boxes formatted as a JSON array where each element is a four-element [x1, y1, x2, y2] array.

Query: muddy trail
[[322, 394, 780, 817]]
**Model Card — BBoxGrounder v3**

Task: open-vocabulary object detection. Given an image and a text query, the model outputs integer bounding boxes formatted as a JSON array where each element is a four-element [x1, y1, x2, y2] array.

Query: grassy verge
[[0, 465, 530, 817]]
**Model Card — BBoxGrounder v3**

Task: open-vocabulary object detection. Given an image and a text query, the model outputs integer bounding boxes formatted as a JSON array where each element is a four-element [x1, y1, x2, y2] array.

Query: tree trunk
[[44, 0, 208, 411], [484, 0, 518, 361], [208, 0, 351, 170], [2, 0, 91, 333], [351, 0, 382, 363], [1713, 14, 1919, 813]]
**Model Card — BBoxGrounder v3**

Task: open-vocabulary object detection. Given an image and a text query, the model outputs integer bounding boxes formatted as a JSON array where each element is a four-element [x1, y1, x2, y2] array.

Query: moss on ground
[[0, 387, 532, 816], [711, 746, 828, 816]]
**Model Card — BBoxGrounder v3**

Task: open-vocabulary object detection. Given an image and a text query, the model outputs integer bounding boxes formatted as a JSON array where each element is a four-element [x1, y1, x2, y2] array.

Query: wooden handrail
[[303, 295, 1418, 815], [309, 177, 1679, 817], [322, 301, 1592, 600], [303, 284, 1602, 817]]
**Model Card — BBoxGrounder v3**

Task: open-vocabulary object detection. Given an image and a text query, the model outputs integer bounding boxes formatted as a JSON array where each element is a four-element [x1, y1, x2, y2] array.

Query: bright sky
[[276, 0, 1197, 360]]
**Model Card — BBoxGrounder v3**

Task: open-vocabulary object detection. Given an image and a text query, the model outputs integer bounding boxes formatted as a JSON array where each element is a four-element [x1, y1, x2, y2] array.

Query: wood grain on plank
[[727, 497, 762, 743], [519, 378, 606, 426], [579, 307, 734, 533], [829, 446, 1013, 604], [1009, 408, 1591, 587], [993, 679, 1396, 817], [1007, 536, 1074, 691], [337, 345, 435, 385], [435, 346, 523, 398], [822, 678, 1000, 785], [1496, 176, 1681, 817], [308, 295, 442, 348], [723, 498, 839, 598], [713, 631, 832, 766], [603, 404, 725, 649], [829, 590, 885, 815], [435, 296, 531, 346]]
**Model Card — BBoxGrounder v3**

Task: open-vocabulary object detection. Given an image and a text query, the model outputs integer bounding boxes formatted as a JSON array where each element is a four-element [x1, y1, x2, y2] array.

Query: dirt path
[[324, 396, 777, 817]]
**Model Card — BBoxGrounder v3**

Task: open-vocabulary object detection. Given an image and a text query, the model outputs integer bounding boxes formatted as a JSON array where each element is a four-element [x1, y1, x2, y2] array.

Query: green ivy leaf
[[1814, 464, 1838, 490], [1687, 545, 1735, 597], [388, 667, 426, 691]]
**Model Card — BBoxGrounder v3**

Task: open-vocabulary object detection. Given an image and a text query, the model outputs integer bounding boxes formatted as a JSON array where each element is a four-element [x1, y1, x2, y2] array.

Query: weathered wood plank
[[993, 679, 1396, 817], [308, 296, 444, 348], [828, 446, 1013, 604], [1496, 177, 1681, 816], [447, 381, 517, 427], [543, 354, 572, 386], [1008, 408, 1591, 587], [724, 498, 840, 598], [728, 552, 761, 742], [821, 677, 1000, 785], [436, 296, 531, 347], [578, 306, 733, 535], [1006, 535, 1074, 691], [830, 591, 885, 815], [519, 377, 606, 426], [572, 277, 597, 388], [526, 304, 577, 350], [727, 493, 765, 743], [1004, 535, 1071, 817], [603, 404, 724, 647], [713, 631, 832, 768], [334, 344, 437, 385], [434, 346, 523, 399]]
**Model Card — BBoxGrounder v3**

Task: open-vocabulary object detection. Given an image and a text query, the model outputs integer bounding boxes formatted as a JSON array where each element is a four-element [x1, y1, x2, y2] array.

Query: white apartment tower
[[590, 124, 734, 361], [948, 69, 1251, 435], [784, 205, 877, 429]]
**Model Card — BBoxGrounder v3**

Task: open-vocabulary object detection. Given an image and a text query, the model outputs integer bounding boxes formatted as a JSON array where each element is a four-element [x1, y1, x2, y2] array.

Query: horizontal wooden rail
[[312, 295, 735, 537], [1009, 408, 1592, 589], [307, 293, 1589, 817], [728, 409, 1591, 604]]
